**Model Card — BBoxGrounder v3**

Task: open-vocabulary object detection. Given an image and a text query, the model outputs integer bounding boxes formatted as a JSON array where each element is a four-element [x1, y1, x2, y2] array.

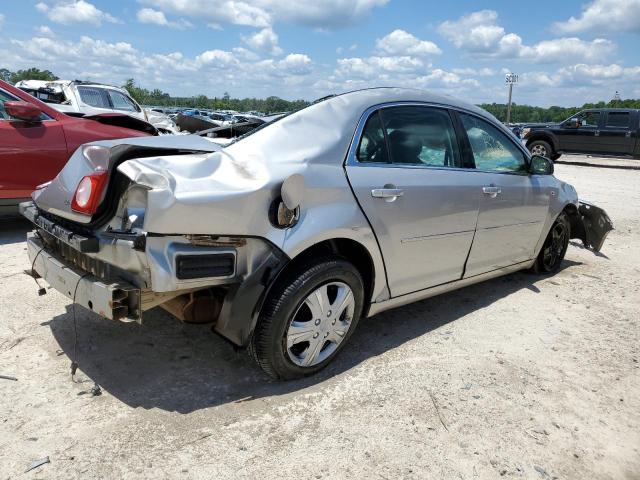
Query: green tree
[[0, 68, 12, 82], [9, 68, 58, 84]]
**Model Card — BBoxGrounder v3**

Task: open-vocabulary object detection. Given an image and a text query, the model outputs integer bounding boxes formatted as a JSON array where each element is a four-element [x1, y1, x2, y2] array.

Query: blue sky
[[1, 0, 639, 106]]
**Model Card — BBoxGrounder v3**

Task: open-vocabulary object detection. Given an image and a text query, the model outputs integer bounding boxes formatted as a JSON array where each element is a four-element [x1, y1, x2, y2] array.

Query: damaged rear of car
[[22, 88, 613, 379]]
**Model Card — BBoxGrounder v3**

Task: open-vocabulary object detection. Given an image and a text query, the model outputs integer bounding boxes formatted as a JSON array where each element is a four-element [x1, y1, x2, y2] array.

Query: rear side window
[[460, 113, 527, 173], [77, 86, 111, 109], [108, 90, 140, 112], [379, 106, 461, 167], [357, 112, 389, 163], [605, 112, 630, 128]]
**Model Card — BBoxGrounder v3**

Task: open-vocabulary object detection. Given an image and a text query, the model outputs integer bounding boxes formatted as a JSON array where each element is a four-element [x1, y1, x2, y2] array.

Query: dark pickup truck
[[522, 108, 640, 160]]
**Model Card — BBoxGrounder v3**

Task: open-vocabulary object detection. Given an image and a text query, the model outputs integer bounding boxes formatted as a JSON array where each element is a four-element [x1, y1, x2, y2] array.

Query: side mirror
[[565, 118, 579, 128], [530, 155, 554, 175], [4, 101, 42, 122]]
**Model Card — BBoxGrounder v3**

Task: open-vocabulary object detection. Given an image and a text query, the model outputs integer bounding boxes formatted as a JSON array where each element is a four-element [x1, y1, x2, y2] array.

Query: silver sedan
[[22, 88, 612, 379]]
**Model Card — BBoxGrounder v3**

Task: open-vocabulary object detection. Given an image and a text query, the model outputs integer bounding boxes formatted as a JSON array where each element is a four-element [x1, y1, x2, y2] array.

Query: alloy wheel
[[543, 222, 568, 270], [285, 281, 355, 367], [531, 144, 548, 156]]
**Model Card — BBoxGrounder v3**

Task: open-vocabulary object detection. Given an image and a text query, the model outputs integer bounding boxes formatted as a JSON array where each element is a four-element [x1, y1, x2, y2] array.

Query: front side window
[[357, 111, 389, 163], [77, 86, 111, 109], [380, 106, 461, 167], [108, 90, 140, 112], [460, 113, 527, 173], [575, 111, 600, 127], [0, 89, 17, 120], [605, 112, 630, 128]]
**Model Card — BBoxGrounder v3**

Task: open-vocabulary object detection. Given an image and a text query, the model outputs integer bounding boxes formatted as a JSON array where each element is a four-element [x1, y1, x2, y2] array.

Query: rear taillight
[[71, 172, 109, 215]]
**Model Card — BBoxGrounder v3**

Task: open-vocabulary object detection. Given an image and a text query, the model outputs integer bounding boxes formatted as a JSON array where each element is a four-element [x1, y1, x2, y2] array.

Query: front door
[[346, 105, 482, 297], [557, 110, 602, 153], [0, 88, 68, 201], [456, 112, 551, 277]]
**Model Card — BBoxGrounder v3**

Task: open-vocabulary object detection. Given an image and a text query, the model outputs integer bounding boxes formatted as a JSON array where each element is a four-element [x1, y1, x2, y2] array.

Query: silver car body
[[22, 88, 609, 346]]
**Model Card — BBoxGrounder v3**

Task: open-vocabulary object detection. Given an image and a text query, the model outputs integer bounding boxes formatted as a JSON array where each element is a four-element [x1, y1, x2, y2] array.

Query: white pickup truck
[[15, 79, 179, 134]]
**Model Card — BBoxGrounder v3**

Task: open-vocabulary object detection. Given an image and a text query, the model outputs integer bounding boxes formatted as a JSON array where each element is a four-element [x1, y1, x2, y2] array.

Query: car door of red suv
[[0, 86, 68, 203]]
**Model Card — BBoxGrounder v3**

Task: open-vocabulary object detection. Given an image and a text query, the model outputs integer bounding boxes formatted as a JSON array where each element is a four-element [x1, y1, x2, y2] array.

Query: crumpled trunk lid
[[32, 135, 222, 226]]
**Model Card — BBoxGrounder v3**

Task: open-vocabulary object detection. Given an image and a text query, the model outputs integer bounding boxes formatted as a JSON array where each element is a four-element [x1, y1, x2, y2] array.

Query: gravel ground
[[1, 154, 639, 479]]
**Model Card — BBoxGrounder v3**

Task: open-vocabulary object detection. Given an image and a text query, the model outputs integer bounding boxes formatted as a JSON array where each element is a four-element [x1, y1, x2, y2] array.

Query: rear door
[[0, 87, 68, 201], [346, 105, 482, 297], [598, 111, 636, 155], [456, 112, 551, 277]]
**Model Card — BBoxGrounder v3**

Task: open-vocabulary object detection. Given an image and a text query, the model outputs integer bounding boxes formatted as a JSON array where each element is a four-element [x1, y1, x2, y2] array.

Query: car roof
[[321, 87, 497, 122]]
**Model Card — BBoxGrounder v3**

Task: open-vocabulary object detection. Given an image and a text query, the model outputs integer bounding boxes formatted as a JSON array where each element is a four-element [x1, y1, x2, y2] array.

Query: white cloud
[[555, 0, 640, 33], [438, 10, 505, 52], [36, 25, 55, 37], [0, 14, 5, 29], [138, 0, 388, 29], [258, 0, 389, 28], [2, 32, 315, 98], [438, 10, 616, 63], [375, 30, 441, 57], [138, 0, 271, 28], [241, 27, 282, 56], [452, 67, 495, 77], [522, 37, 615, 64], [36, 1, 119, 26], [136, 8, 192, 29]]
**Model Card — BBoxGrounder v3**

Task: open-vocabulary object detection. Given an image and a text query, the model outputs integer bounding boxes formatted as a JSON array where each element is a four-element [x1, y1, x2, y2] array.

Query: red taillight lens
[[71, 172, 109, 215]]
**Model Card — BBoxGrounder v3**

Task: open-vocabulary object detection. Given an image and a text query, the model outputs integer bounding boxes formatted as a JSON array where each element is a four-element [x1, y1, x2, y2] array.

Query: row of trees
[[0, 67, 58, 84], [122, 79, 309, 113], [481, 98, 640, 123], [3, 67, 640, 119]]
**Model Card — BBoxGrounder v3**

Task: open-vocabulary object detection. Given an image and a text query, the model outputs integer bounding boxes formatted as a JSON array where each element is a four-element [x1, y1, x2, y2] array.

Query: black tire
[[249, 256, 364, 379], [528, 140, 554, 159], [532, 212, 570, 274]]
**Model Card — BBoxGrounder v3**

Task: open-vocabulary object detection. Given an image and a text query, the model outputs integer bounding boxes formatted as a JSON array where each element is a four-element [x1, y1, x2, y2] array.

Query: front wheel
[[532, 212, 570, 274], [528, 139, 554, 159], [249, 257, 364, 379]]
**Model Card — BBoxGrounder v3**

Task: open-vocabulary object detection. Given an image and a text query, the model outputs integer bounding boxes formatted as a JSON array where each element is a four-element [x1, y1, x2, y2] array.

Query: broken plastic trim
[[568, 201, 614, 252]]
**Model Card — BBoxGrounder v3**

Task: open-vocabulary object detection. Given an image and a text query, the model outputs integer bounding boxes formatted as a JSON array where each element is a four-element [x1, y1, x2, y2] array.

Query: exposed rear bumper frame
[[27, 232, 141, 321]]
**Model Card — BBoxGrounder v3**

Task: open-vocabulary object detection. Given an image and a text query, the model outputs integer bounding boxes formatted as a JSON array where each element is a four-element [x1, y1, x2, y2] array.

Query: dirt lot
[[1, 154, 639, 479]]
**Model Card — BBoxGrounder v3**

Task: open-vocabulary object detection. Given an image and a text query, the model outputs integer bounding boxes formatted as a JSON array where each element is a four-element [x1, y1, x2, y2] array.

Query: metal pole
[[506, 82, 513, 124]]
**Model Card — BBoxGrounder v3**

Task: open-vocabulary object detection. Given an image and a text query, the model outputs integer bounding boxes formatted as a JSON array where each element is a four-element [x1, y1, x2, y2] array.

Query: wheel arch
[[274, 237, 378, 318], [527, 133, 558, 153]]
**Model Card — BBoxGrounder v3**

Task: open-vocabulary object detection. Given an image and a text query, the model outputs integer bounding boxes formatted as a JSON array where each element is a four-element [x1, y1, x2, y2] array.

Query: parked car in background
[[521, 108, 640, 160], [21, 88, 612, 379], [0, 79, 152, 214], [14, 79, 178, 134]]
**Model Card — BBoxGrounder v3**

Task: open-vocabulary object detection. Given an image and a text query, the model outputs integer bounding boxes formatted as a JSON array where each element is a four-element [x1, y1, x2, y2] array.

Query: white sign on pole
[[505, 73, 519, 84]]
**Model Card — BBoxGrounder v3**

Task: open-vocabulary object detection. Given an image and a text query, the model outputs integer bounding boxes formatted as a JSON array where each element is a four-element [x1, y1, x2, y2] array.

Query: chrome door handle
[[482, 186, 501, 198], [594, 130, 600, 137], [625, 131, 631, 137], [371, 188, 404, 202]]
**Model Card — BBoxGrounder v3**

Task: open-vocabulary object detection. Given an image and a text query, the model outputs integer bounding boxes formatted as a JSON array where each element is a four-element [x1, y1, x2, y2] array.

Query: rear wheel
[[249, 257, 364, 379], [533, 212, 570, 274], [528, 140, 554, 159]]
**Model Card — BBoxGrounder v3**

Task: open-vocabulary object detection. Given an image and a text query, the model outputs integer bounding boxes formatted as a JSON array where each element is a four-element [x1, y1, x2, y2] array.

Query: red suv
[[0, 80, 153, 214]]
